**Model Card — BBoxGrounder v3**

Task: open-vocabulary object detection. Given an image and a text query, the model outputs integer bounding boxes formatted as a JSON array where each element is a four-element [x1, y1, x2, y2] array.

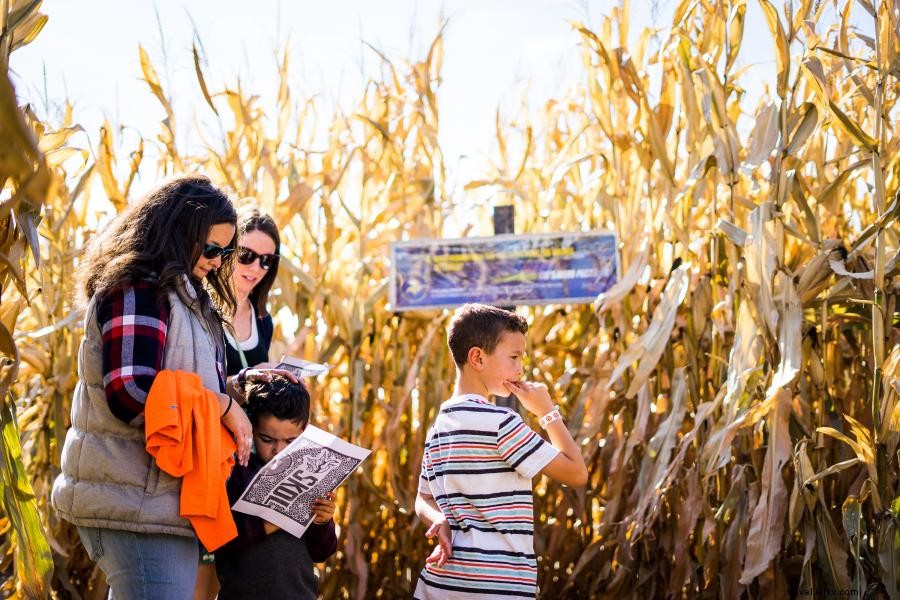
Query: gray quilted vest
[[51, 280, 225, 536]]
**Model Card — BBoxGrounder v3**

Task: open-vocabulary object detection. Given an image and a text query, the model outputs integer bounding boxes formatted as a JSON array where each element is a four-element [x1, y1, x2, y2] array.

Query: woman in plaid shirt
[[52, 175, 291, 599]]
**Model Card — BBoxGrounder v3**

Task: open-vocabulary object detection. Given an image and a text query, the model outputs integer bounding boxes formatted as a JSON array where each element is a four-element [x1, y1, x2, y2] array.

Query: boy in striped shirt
[[415, 304, 588, 599]]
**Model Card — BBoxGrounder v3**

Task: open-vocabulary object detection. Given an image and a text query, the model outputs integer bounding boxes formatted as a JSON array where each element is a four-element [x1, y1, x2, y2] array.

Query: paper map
[[232, 425, 370, 539], [275, 355, 331, 378]]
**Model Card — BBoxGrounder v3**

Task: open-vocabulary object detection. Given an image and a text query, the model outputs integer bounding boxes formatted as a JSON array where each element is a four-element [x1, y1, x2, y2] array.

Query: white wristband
[[539, 405, 562, 429]]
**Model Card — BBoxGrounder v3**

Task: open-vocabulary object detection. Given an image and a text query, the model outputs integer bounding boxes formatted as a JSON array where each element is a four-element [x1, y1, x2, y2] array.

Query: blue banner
[[390, 232, 619, 311]]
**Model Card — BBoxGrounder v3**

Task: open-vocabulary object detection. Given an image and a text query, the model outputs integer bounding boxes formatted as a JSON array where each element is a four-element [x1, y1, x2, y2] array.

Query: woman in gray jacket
[[52, 175, 259, 598]]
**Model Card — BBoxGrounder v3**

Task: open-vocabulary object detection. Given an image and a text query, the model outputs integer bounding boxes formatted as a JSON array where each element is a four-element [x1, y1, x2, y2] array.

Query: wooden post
[[493, 205, 514, 240], [493, 205, 518, 410]]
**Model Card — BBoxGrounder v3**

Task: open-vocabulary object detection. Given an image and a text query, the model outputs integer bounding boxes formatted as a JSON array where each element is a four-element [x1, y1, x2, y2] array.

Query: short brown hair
[[447, 304, 528, 367], [244, 375, 310, 427]]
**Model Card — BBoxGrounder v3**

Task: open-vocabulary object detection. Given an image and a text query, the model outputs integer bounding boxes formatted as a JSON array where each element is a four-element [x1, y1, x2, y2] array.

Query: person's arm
[[502, 380, 588, 487], [301, 492, 338, 561], [537, 421, 589, 486], [415, 491, 452, 566], [415, 491, 445, 529], [221, 514, 334, 559], [225, 365, 302, 402], [98, 282, 169, 424], [415, 429, 452, 565], [225, 370, 247, 402], [303, 520, 338, 562]]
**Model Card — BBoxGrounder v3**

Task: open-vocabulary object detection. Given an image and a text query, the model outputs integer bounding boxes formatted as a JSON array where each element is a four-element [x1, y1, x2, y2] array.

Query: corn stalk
[[1, 1, 898, 598]]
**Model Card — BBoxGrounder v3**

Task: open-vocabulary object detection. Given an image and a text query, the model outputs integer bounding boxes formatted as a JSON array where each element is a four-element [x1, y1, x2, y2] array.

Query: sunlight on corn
[[0, 0, 898, 597]]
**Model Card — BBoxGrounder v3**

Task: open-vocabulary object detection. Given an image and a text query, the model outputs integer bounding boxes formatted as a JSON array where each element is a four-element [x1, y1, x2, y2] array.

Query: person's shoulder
[[100, 277, 156, 296], [97, 278, 168, 314], [437, 398, 514, 429]]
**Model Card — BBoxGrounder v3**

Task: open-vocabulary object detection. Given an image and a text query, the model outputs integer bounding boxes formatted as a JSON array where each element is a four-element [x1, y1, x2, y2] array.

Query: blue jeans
[[77, 526, 198, 600]]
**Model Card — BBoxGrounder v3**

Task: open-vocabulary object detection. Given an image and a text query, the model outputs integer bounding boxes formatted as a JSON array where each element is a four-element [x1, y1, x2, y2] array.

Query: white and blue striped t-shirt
[[415, 394, 559, 599]]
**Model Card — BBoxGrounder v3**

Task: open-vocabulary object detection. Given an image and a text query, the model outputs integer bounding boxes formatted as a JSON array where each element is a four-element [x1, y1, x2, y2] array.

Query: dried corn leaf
[[740, 389, 791, 583], [829, 258, 874, 279], [607, 264, 690, 398], [594, 246, 648, 314], [744, 100, 780, 168], [744, 203, 779, 338], [767, 272, 802, 393]]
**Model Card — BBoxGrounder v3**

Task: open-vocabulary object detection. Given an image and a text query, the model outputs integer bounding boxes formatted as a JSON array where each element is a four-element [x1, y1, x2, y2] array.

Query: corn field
[[1, 0, 899, 598]]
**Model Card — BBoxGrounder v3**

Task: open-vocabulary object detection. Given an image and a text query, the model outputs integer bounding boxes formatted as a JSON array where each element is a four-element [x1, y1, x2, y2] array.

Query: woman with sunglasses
[[195, 205, 284, 600], [224, 206, 281, 376], [51, 175, 263, 598]]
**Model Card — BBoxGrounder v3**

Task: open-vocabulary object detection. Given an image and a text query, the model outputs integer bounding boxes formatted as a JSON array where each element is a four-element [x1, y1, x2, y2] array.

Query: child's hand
[[244, 367, 300, 385], [311, 492, 336, 524], [263, 521, 281, 535], [424, 518, 452, 567], [503, 380, 554, 418]]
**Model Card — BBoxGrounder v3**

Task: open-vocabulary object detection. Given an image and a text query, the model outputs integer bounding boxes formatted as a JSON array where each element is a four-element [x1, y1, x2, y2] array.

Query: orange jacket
[[145, 370, 237, 551]]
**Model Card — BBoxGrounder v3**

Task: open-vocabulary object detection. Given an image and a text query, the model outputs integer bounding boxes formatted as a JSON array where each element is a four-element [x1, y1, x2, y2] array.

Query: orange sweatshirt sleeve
[[146, 370, 237, 551], [184, 380, 237, 551], [145, 370, 194, 477]]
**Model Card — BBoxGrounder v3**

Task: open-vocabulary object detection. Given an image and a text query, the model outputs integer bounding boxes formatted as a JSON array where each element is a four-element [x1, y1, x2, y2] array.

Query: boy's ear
[[466, 346, 485, 371]]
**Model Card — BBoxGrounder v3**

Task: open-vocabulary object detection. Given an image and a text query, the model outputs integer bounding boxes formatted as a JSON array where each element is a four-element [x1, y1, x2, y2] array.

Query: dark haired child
[[414, 303, 588, 599], [215, 376, 337, 600], [197, 207, 286, 600]]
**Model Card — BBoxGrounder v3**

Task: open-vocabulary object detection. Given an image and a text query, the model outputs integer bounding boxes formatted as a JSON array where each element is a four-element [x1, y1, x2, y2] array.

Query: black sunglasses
[[237, 247, 279, 270], [201, 242, 234, 260]]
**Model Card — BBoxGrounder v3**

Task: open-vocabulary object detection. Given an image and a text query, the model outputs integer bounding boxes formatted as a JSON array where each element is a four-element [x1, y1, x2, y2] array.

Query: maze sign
[[390, 231, 619, 311], [232, 425, 371, 539]]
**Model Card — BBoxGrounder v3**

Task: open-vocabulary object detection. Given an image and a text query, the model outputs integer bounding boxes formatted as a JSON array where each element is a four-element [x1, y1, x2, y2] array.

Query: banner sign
[[390, 231, 619, 311]]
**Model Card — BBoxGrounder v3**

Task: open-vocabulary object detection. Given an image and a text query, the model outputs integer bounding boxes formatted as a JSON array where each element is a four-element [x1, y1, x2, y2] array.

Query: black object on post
[[493, 205, 514, 238], [493, 205, 518, 410]]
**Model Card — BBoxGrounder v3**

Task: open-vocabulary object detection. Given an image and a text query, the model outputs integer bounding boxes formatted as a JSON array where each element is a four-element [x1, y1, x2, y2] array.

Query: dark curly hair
[[447, 303, 528, 367], [78, 174, 238, 321], [244, 375, 310, 427]]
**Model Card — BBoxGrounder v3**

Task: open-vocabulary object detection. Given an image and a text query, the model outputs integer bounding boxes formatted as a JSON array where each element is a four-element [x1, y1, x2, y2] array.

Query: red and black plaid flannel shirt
[[97, 281, 171, 423], [98, 280, 226, 424]]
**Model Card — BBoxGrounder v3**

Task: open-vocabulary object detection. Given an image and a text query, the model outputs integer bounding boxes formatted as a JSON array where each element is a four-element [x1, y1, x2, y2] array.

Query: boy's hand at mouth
[[502, 380, 555, 418]]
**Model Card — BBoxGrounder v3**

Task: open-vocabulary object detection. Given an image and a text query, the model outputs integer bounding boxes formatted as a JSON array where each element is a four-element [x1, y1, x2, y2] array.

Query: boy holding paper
[[215, 376, 337, 600]]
